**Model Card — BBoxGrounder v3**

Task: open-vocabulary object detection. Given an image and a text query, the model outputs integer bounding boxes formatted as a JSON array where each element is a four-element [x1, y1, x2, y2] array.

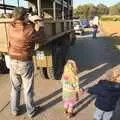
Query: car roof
[[73, 19, 81, 21], [73, 19, 82, 23]]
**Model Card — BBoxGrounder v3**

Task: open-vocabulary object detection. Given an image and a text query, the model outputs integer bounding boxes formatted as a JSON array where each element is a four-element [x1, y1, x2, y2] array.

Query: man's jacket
[[8, 20, 45, 61]]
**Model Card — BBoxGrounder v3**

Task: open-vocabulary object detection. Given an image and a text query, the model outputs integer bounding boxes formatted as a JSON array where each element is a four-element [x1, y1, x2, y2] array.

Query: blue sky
[[73, 0, 120, 7], [0, 0, 28, 7], [0, 0, 119, 7]]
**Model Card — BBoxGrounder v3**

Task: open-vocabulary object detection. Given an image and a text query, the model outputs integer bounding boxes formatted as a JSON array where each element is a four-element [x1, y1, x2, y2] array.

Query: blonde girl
[[61, 59, 80, 118]]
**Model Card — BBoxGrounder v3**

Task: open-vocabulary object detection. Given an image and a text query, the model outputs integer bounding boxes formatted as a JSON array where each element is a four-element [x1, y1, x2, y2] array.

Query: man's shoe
[[67, 112, 74, 118], [28, 112, 36, 118], [12, 111, 19, 116], [64, 108, 68, 114], [28, 106, 40, 118]]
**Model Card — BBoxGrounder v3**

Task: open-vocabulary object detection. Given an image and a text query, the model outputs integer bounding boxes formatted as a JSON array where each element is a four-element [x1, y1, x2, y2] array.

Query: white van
[[73, 19, 84, 35]]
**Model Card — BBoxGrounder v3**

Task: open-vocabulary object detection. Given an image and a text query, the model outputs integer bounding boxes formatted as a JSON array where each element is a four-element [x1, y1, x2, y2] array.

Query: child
[[84, 67, 120, 120], [61, 59, 80, 118]]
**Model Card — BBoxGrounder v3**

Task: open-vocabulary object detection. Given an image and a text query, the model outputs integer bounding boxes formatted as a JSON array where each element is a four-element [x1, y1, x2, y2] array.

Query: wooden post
[[67, 0, 69, 19], [37, 0, 41, 16], [3, 0, 6, 13], [17, 0, 19, 7], [53, 0, 56, 20], [62, 0, 64, 20]]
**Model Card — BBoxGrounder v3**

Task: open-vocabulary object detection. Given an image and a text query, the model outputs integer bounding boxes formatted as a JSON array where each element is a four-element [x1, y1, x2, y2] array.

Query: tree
[[97, 4, 109, 16], [75, 5, 85, 18], [73, 2, 120, 19], [88, 6, 97, 19], [74, 4, 97, 19], [109, 3, 120, 15], [83, 4, 91, 19]]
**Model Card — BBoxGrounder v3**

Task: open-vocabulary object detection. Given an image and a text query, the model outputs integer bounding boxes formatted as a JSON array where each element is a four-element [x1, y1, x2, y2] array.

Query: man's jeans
[[94, 107, 113, 120], [10, 59, 35, 115], [93, 28, 97, 39]]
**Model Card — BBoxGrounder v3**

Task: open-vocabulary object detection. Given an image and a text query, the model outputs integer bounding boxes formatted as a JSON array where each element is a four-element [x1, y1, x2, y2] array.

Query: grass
[[100, 21, 120, 53]]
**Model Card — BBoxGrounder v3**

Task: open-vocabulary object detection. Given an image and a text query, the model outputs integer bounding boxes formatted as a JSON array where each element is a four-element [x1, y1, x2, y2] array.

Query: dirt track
[[101, 21, 120, 36], [0, 29, 120, 120]]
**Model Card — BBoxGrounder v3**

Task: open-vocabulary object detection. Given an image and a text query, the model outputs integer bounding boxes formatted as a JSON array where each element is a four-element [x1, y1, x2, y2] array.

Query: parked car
[[73, 19, 84, 35], [81, 19, 90, 28]]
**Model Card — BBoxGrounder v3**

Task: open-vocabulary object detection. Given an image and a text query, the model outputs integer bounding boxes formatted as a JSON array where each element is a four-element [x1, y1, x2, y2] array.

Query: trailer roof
[[26, 0, 54, 2], [25, 0, 34, 2]]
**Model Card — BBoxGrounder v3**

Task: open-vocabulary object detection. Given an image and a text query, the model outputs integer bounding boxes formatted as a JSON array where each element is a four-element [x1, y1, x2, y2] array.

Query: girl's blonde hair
[[111, 66, 120, 83], [62, 59, 79, 82], [64, 59, 77, 74]]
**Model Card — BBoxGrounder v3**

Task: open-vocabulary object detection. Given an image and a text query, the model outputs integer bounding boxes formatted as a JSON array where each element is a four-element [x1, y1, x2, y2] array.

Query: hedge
[[101, 15, 120, 21]]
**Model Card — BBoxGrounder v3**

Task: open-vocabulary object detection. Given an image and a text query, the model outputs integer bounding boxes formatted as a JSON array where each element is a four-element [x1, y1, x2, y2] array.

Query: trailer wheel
[[52, 45, 63, 80], [47, 67, 55, 80], [37, 67, 47, 79], [0, 53, 9, 74]]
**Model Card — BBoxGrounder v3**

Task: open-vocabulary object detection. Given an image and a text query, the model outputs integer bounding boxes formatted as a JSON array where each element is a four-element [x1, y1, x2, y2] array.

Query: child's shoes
[[67, 112, 74, 118], [64, 108, 68, 114]]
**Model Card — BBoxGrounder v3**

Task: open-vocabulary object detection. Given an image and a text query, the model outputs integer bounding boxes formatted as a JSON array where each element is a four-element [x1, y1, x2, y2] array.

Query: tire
[[0, 53, 9, 74], [38, 67, 48, 79], [52, 44, 63, 80], [47, 67, 56, 80], [82, 31, 84, 35], [51, 36, 70, 80]]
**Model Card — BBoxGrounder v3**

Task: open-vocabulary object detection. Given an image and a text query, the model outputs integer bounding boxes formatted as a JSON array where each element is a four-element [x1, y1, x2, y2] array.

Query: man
[[8, 7, 45, 118], [92, 16, 99, 39]]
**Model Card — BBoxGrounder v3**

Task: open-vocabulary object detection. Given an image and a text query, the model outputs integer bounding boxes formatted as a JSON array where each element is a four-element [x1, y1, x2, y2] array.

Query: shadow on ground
[[33, 34, 120, 118], [74, 94, 95, 115], [1, 33, 119, 119]]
